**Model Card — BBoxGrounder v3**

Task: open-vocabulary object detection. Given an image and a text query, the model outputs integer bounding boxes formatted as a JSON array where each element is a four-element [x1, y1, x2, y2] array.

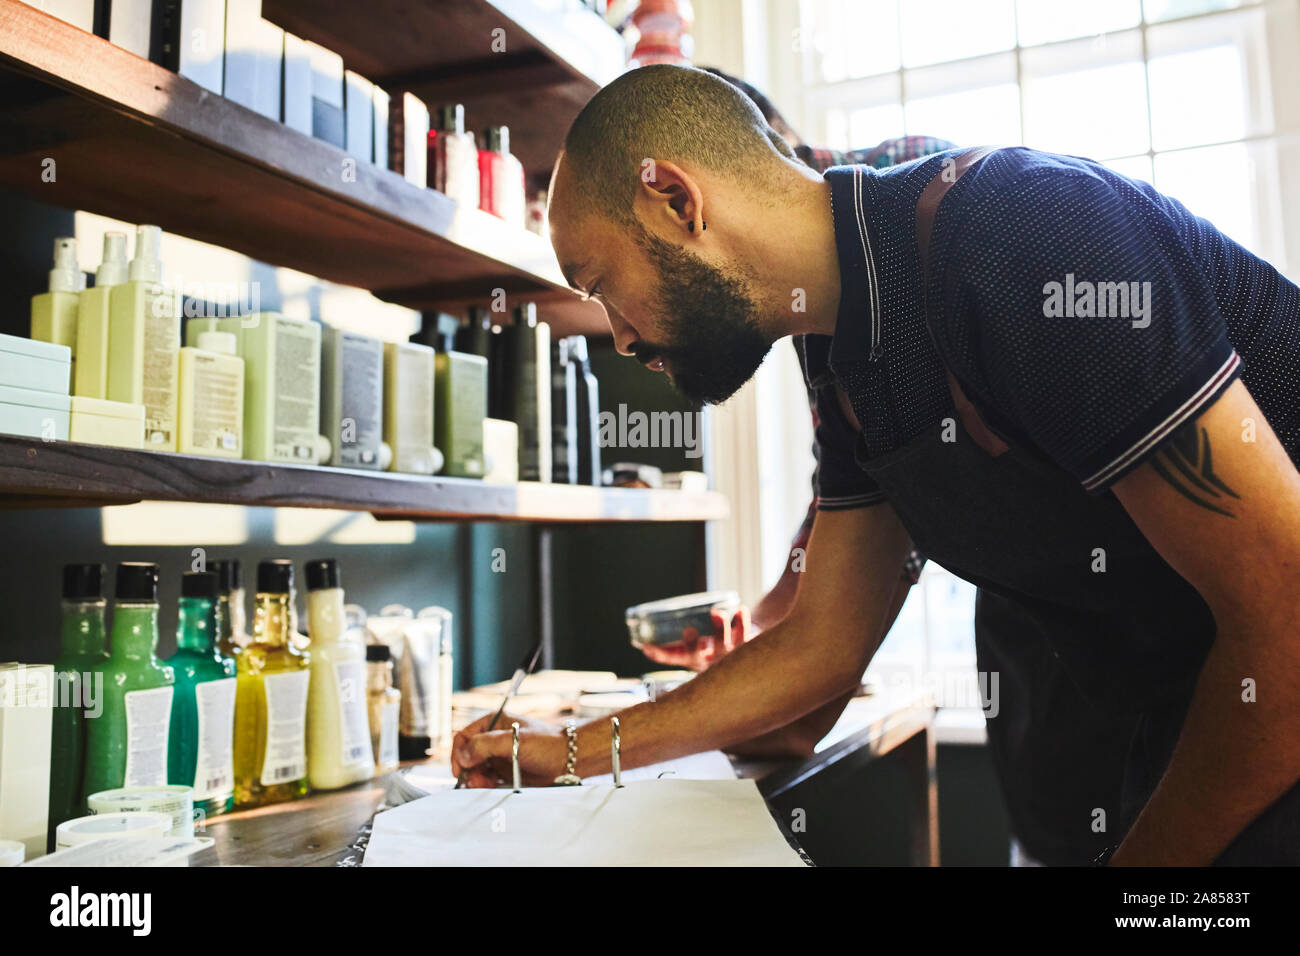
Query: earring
[[688, 220, 707, 233]]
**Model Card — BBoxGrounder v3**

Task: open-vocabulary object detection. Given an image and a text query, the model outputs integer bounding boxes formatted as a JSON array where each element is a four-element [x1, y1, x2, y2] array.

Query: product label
[[190, 354, 242, 454], [339, 335, 381, 466], [192, 677, 236, 801], [124, 686, 174, 787], [272, 320, 320, 460], [143, 284, 178, 447], [378, 700, 399, 768], [335, 659, 371, 768], [260, 670, 309, 786]]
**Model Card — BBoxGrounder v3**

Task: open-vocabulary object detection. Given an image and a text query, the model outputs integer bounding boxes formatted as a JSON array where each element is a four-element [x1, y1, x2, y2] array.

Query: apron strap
[[916, 146, 1010, 457]]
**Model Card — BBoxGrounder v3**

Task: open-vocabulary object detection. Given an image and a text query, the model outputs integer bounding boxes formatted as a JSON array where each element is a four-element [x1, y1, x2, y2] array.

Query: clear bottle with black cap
[[83, 563, 175, 797], [210, 559, 247, 659], [567, 335, 603, 486], [233, 559, 311, 807], [48, 563, 110, 841], [365, 644, 401, 774], [166, 571, 237, 818], [305, 558, 375, 790]]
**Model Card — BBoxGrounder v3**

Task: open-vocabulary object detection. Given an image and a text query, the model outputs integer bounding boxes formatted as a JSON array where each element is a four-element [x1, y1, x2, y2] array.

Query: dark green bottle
[[47, 563, 110, 847], [167, 571, 237, 818], [83, 563, 175, 797]]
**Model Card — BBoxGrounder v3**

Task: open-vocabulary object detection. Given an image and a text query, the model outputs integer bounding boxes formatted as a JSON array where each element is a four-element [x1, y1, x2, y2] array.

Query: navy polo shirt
[[804, 146, 1300, 509]]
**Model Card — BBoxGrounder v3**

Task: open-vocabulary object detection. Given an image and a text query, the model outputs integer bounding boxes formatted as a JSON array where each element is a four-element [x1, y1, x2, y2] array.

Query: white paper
[[363, 778, 804, 867]]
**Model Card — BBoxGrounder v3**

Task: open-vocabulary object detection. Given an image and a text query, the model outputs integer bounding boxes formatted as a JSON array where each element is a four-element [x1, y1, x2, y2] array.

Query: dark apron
[[848, 389, 1300, 863]]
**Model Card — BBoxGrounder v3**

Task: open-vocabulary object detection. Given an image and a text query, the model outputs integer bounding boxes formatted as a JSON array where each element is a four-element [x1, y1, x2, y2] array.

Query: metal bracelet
[[553, 720, 582, 786]]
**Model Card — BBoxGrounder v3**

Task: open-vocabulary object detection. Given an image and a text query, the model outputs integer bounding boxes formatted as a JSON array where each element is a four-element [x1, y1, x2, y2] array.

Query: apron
[[837, 147, 1300, 863]]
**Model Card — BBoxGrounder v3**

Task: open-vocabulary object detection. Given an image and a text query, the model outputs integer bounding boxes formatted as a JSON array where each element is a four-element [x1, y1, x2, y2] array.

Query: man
[[650, 72, 1132, 866], [455, 65, 1300, 865]]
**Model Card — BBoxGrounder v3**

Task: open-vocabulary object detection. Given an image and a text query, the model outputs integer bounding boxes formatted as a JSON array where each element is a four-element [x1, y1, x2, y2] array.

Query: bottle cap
[[96, 232, 129, 287], [256, 559, 294, 594], [115, 562, 160, 602], [62, 563, 104, 600], [181, 571, 219, 600], [305, 558, 341, 592], [48, 237, 84, 293], [435, 103, 465, 134], [565, 334, 589, 363], [128, 225, 164, 283], [211, 559, 242, 592], [196, 331, 237, 355], [435, 313, 461, 352], [365, 644, 391, 662], [513, 302, 537, 328], [484, 125, 510, 155]]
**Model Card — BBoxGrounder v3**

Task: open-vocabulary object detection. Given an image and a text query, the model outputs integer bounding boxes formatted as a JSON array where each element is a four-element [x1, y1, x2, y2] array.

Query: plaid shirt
[[795, 135, 957, 174], [796, 135, 956, 585]]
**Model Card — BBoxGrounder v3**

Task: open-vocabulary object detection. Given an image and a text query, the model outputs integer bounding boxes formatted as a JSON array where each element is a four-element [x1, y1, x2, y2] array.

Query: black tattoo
[[1150, 421, 1240, 517]]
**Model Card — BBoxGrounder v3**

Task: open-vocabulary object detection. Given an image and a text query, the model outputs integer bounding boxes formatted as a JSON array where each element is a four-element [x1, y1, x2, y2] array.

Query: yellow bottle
[[177, 331, 244, 458], [233, 560, 310, 807], [108, 225, 179, 450], [74, 232, 128, 399], [304, 559, 375, 789], [31, 236, 84, 373]]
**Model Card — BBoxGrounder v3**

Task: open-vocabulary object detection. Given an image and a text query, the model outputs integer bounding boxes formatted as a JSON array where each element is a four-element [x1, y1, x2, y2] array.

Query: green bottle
[[83, 563, 175, 798], [422, 313, 488, 478], [167, 571, 237, 818], [48, 563, 110, 844]]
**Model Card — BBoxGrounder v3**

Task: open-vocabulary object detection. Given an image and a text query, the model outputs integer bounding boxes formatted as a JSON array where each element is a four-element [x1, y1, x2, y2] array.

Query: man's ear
[[636, 159, 705, 236]]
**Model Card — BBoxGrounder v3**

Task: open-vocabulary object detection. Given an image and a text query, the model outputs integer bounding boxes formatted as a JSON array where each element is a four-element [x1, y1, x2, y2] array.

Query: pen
[[454, 640, 543, 789]]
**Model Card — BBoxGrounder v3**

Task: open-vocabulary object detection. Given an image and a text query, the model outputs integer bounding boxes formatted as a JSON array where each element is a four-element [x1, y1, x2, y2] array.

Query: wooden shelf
[[262, 0, 625, 176], [0, 0, 612, 336], [0, 435, 728, 523]]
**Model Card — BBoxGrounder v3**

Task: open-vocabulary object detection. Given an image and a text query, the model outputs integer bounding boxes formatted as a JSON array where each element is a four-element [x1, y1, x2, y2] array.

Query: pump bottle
[[31, 237, 84, 377], [74, 233, 128, 399]]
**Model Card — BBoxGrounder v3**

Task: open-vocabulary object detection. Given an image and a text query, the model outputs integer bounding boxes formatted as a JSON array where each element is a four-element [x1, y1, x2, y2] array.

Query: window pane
[[850, 103, 906, 144], [1146, 8, 1277, 150], [1016, 0, 1142, 46], [899, 0, 1016, 67], [803, 0, 901, 83], [1103, 154, 1155, 184], [1022, 35, 1149, 158], [1147, 40, 1247, 149], [1154, 143, 1258, 252], [1143, 0, 1244, 22]]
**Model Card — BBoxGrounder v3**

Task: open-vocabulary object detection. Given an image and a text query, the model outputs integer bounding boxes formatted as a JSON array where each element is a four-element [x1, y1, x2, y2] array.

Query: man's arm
[[454, 503, 913, 781], [1109, 378, 1300, 865]]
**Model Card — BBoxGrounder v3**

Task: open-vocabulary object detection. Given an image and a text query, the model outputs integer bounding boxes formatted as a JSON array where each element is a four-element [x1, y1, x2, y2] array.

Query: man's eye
[[588, 284, 602, 301]]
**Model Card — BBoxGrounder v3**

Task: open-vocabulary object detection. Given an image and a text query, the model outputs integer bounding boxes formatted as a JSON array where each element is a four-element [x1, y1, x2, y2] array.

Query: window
[[799, 0, 1300, 275], [790, 0, 1300, 685]]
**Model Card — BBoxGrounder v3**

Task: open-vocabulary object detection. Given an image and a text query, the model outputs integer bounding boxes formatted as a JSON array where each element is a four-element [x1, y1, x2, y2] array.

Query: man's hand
[[1110, 377, 1300, 864], [636, 605, 755, 671], [452, 714, 565, 788]]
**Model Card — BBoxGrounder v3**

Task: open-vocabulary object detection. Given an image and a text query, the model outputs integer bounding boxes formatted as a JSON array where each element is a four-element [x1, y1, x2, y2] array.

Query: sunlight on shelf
[[272, 509, 416, 546], [102, 502, 250, 545]]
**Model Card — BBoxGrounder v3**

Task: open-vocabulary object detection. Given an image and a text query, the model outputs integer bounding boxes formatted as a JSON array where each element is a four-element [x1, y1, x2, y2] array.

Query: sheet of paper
[[364, 778, 805, 867]]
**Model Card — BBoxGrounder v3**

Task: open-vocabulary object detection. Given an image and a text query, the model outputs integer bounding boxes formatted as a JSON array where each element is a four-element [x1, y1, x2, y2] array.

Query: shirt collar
[[825, 165, 883, 373]]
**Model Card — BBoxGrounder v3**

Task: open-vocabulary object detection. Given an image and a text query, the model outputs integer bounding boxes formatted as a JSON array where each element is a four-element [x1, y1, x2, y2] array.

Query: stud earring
[[688, 220, 708, 233]]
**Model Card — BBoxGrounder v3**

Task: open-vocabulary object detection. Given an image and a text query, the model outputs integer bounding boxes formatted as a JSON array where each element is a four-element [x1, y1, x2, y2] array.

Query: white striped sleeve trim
[[1081, 352, 1241, 492], [816, 491, 887, 510]]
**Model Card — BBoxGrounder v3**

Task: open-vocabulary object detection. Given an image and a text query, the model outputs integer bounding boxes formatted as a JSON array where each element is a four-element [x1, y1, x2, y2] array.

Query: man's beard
[[633, 229, 774, 406]]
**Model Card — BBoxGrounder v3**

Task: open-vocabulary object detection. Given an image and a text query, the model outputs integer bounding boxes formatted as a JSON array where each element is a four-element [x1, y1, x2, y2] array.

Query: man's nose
[[605, 308, 639, 357]]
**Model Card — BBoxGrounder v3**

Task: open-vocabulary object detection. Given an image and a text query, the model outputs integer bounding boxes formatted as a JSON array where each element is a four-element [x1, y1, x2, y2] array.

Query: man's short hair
[[559, 64, 793, 227]]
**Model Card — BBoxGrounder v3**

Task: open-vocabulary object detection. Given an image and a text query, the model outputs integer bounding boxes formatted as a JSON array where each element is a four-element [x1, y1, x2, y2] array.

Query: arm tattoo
[[1149, 420, 1240, 517]]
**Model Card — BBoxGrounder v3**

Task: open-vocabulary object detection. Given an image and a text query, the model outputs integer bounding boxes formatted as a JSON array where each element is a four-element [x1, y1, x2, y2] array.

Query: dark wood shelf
[[0, 0, 612, 336], [0, 435, 727, 523], [262, 0, 625, 177]]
